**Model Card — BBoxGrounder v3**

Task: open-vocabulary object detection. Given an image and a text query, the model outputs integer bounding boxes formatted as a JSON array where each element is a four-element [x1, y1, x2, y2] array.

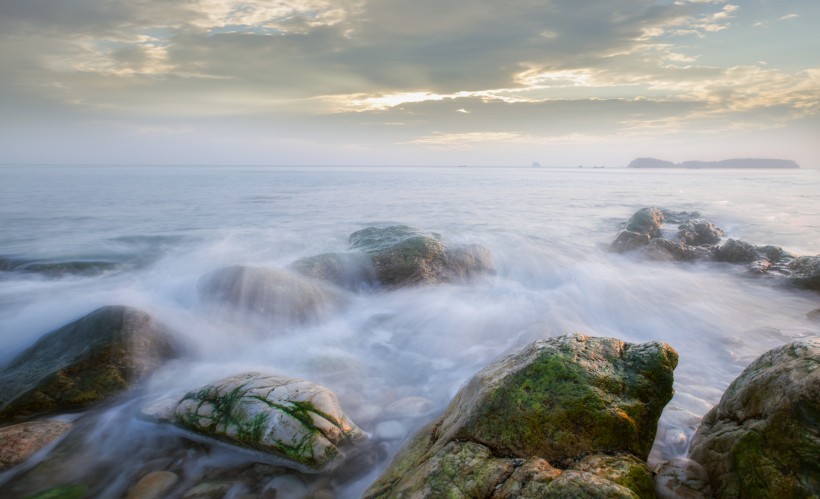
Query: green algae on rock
[[0, 306, 182, 422], [364, 334, 678, 498], [347, 225, 495, 288], [144, 372, 366, 471], [689, 338, 820, 498]]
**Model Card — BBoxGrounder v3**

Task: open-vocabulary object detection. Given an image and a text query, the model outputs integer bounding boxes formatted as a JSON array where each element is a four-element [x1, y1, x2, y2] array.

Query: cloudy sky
[[1, 0, 818, 166]]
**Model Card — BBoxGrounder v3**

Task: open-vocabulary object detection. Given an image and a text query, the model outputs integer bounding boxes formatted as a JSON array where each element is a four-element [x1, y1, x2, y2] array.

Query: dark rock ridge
[[609, 207, 820, 291], [364, 334, 678, 498], [689, 338, 820, 498], [291, 225, 495, 289], [0, 305, 182, 422], [142, 372, 366, 471], [628, 158, 799, 169], [197, 265, 347, 326]]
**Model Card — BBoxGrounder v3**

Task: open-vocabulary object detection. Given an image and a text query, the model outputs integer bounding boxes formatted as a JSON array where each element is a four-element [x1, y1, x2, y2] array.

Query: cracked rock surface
[[144, 372, 366, 471]]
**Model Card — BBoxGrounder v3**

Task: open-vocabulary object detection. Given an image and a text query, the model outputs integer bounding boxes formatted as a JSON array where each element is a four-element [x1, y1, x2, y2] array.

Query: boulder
[[364, 334, 678, 498], [624, 207, 664, 238], [347, 226, 494, 287], [0, 419, 72, 471], [610, 230, 651, 254], [0, 306, 181, 422], [197, 265, 346, 326], [677, 219, 725, 246], [288, 252, 378, 290], [715, 239, 763, 264], [787, 256, 820, 291], [689, 338, 820, 498], [144, 372, 366, 471]]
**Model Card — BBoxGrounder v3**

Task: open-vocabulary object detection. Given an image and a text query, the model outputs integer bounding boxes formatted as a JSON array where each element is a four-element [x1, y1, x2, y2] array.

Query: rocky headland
[[628, 158, 800, 169]]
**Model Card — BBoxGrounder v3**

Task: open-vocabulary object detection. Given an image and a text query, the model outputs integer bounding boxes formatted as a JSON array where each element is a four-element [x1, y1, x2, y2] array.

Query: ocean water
[[0, 165, 818, 497]]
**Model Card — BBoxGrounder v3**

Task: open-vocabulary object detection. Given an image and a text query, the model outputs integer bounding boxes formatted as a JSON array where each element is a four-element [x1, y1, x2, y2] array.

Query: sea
[[0, 165, 818, 497]]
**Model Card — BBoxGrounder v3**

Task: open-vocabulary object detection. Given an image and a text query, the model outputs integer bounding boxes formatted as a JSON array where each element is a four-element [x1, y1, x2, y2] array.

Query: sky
[[0, 0, 818, 167]]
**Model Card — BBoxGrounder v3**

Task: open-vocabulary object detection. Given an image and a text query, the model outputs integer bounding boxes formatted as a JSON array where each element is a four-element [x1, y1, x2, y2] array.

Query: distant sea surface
[[1, 165, 819, 497]]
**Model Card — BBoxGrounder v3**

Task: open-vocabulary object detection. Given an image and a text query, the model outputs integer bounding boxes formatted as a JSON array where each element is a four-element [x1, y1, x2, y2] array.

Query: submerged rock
[[0, 419, 72, 471], [689, 338, 820, 498], [347, 226, 495, 288], [364, 334, 678, 498], [288, 252, 378, 290], [145, 372, 366, 471], [197, 265, 346, 326], [0, 306, 181, 422], [125, 471, 179, 499], [653, 458, 712, 499]]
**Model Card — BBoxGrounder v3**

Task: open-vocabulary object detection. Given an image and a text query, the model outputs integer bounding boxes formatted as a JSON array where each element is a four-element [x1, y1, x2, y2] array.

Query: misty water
[[1, 165, 818, 498]]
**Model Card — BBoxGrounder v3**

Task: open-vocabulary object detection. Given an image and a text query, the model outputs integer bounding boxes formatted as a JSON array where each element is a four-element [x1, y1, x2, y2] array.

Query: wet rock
[[125, 471, 179, 499], [364, 334, 678, 498], [145, 372, 366, 471], [677, 219, 725, 246], [714, 239, 760, 264], [624, 207, 665, 238], [639, 238, 703, 262], [197, 265, 346, 326], [660, 210, 702, 225], [653, 458, 712, 499], [493, 458, 561, 498], [610, 230, 651, 253], [181, 481, 233, 499], [0, 419, 72, 471], [787, 255, 820, 291], [348, 226, 495, 287], [689, 338, 820, 498], [0, 306, 181, 422], [288, 252, 378, 290], [807, 308, 820, 321]]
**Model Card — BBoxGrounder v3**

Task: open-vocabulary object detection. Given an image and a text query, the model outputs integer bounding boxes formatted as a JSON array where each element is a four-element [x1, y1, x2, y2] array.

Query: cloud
[[779, 14, 800, 21]]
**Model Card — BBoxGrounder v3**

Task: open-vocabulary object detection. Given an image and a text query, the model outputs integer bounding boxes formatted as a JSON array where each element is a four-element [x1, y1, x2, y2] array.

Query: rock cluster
[[610, 207, 820, 291], [365, 334, 678, 498]]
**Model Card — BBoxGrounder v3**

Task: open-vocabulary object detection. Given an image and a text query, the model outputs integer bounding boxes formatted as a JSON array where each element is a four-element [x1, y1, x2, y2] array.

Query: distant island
[[628, 158, 800, 169]]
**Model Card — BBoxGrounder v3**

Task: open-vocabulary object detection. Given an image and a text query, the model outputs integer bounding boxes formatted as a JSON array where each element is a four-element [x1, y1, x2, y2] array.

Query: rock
[[493, 458, 562, 498], [348, 226, 494, 287], [147, 372, 366, 471], [660, 210, 702, 225], [125, 471, 179, 499], [677, 219, 725, 246], [0, 306, 181, 422], [364, 334, 678, 498], [807, 309, 820, 321], [788, 255, 820, 291], [288, 252, 378, 290], [689, 338, 820, 498], [609, 208, 664, 253], [624, 207, 664, 238], [653, 458, 712, 499], [640, 238, 699, 262], [0, 419, 72, 471], [181, 481, 233, 499], [197, 265, 346, 326], [610, 230, 651, 253], [714, 239, 760, 264]]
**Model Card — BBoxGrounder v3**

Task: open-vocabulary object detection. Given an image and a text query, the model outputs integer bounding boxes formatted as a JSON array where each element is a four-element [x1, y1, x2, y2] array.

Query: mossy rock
[[364, 334, 678, 498], [689, 338, 820, 498], [0, 306, 182, 422], [145, 372, 366, 471], [347, 226, 495, 288]]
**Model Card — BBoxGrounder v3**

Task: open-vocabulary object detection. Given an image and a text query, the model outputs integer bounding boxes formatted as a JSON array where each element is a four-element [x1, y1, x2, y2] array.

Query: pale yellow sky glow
[[0, 0, 818, 166]]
